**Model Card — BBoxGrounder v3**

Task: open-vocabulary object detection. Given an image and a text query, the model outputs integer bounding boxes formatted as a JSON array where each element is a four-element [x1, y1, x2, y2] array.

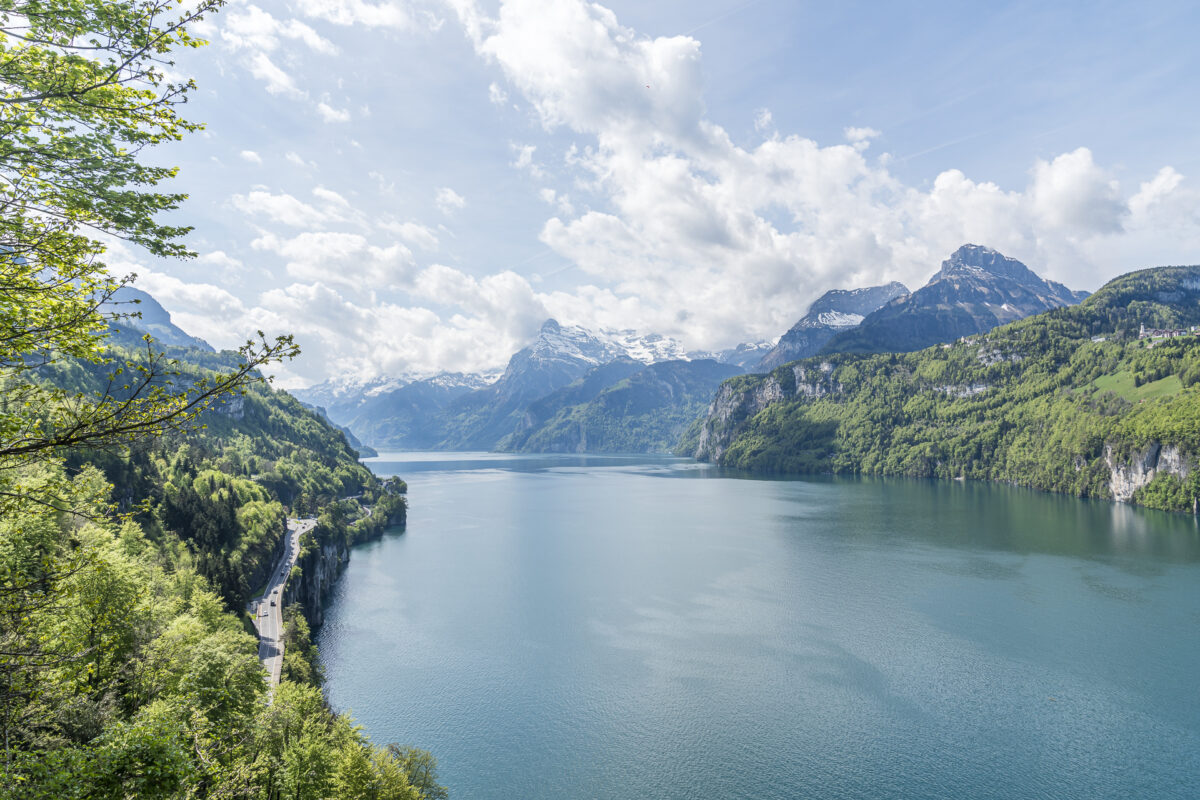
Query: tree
[[0, 0, 297, 489], [386, 745, 448, 800], [0, 0, 292, 779]]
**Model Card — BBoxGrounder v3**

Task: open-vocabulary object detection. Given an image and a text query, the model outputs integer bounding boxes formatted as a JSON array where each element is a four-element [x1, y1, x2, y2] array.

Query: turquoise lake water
[[317, 452, 1200, 799]]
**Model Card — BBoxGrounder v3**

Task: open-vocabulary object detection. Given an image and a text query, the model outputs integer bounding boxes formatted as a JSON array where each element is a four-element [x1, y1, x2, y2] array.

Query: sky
[[111, 0, 1200, 387]]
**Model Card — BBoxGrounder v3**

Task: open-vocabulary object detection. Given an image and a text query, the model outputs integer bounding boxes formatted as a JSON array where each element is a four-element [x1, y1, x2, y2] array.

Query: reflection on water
[[323, 452, 1200, 800]]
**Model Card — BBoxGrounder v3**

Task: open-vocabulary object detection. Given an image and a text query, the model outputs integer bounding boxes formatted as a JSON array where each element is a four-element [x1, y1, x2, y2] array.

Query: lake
[[317, 452, 1200, 799]]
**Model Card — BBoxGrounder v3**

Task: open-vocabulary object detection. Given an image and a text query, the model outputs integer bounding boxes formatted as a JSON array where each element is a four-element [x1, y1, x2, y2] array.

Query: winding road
[[249, 517, 315, 687]]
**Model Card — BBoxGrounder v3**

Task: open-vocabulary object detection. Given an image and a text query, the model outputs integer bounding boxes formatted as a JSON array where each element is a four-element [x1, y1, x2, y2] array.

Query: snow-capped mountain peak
[[596, 327, 689, 364]]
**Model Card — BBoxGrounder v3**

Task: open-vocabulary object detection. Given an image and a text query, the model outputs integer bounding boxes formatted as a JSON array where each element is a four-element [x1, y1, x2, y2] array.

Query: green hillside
[[4, 335, 434, 798], [695, 266, 1200, 513]]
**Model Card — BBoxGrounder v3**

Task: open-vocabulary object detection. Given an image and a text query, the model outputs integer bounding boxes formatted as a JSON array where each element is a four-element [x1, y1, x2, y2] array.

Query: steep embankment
[[286, 484, 408, 626], [693, 265, 1200, 512]]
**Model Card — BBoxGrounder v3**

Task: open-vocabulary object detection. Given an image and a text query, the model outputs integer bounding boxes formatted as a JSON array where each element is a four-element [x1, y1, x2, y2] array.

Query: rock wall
[[695, 364, 842, 462], [1104, 442, 1191, 503], [285, 538, 349, 628], [282, 502, 408, 628]]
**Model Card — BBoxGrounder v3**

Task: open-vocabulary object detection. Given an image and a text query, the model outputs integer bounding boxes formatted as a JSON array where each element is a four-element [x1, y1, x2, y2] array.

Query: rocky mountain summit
[[104, 286, 214, 351], [822, 245, 1087, 354], [757, 281, 910, 369]]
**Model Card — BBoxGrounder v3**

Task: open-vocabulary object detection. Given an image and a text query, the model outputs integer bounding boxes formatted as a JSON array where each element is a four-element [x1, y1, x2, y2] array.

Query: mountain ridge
[[821, 244, 1087, 355], [691, 262, 1200, 513], [758, 281, 910, 370]]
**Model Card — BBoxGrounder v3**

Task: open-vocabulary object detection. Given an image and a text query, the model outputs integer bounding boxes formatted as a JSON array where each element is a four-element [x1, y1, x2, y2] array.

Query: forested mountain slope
[[693, 265, 1200, 513], [6, 335, 436, 797]]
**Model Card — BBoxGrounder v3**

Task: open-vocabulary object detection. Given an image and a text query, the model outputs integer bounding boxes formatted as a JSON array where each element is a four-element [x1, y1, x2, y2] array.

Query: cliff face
[[1105, 443, 1191, 503], [284, 502, 408, 628], [695, 363, 842, 462], [287, 538, 349, 628]]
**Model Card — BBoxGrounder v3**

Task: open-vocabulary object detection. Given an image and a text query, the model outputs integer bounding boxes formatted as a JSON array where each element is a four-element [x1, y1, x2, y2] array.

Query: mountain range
[[126, 244, 1092, 456], [691, 263, 1200, 513]]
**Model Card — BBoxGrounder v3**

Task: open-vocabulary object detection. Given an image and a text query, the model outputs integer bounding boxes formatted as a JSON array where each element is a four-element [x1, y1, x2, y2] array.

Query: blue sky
[[114, 0, 1200, 386]]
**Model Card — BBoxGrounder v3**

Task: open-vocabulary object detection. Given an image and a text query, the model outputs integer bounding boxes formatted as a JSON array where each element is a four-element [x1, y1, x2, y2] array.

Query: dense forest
[[693, 266, 1200, 513], [0, 0, 443, 796], [6, 303, 437, 799], [4, 326, 440, 799]]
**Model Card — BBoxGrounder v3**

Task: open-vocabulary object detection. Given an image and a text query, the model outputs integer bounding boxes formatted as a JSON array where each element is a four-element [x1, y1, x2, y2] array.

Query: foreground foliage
[[0, 0, 441, 795]]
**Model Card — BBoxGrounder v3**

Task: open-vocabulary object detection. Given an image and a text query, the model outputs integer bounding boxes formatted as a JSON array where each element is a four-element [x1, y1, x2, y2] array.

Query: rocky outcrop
[[1104, 442, 1191, 502], [284, 537, 349, 628], [695, 364, 842, 462], [215, 394, 245, 420], [282, 501, 408, 628]]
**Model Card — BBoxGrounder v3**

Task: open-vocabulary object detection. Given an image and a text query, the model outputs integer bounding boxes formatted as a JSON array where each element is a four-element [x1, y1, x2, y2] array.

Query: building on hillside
[[1139, 323, 1193, 340]]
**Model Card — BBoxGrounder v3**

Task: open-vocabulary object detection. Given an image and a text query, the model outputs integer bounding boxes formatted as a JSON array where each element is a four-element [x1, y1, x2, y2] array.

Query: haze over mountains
[[131, 244, 1088, 455]]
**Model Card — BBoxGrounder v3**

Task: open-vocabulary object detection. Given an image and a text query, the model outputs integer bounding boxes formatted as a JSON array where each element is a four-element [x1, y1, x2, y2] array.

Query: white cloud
[[221, 5, 337, 54], [131, 269, 252, 347], [435, 187, 466, 214], [844, 126, 880, 150], [1129, 167, 1184, 219], [1030, 148, 1125, 236], [368, 170, 397, 195], [197, 250, 244, 271], [313, 186, 352, 208], [538, 187, 574, 216], [412, 264, 549, 346], [472, 0, 706, 145], [380, 220, 440, 251], [435, 0, 1200, 352], [240, 150, 263, 164], [295, 0, 413, 28], [231, 189, 348, 228], [218, 6, 341, 100], [317, 101, 352, 123], [510, 143, 544, 177], [248, 52, 304, 97], [140, 0, 1200, 388], [252, 230, 416, 288]]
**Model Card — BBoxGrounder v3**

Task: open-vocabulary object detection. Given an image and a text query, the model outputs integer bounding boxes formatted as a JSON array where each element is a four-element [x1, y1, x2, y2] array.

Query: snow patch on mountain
[[816, 311, 865, 328], [597, 328, 690, 363]]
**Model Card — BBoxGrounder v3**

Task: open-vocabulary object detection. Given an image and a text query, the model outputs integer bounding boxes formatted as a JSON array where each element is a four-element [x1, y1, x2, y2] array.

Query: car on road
[[270, 600, 276, 607]]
